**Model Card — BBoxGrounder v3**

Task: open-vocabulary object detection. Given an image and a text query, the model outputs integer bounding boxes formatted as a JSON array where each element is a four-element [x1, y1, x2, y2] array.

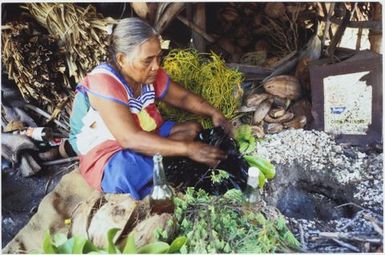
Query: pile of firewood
[[233, 75, 311, 138], [23, 3, 116, 83], [214, 2, 318, 63], [2, 21, 72, 117], [2, 3, 116, 132]]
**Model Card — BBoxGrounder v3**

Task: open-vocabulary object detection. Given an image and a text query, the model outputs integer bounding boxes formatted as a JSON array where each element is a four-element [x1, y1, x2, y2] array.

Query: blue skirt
[[101, 121, 176, 199]]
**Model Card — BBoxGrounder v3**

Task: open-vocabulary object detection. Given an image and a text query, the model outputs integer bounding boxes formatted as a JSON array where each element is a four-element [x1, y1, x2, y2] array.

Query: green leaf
[[223, 243, 231, 253], [223, 189, 244, 202], [180, 244, 188, 254], [122, 233, 137, 254], [258, 170, 266, 189], [255, 213, 267, 225], [210, 169, 230, 184], [29, 249, 42, 254], [82, 240, 100, 253], [106, 228, 121, 254], [137, 242, 170, 254], [53, 233, 68, 247], [275, 216, 286, 232], [72, 237, 88, 254], [42, 232, 56, 254], [283, 231, 300, 248], [244, 155, 276, 179], [234, 125, 257, 154], [56, 237, 74, 254], [234, 125, 252, 142], [168, 236, 187, 253]]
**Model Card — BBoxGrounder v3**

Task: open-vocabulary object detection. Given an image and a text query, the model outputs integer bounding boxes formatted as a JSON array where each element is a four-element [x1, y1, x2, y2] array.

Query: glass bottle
[[149, 153, 175, 214], [24, 127, 53, 142], [244, 167, 261, 204]]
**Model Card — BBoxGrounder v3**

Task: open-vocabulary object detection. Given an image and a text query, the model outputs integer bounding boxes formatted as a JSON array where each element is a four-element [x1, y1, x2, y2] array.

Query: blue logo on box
[[330, 107, 346, 114]]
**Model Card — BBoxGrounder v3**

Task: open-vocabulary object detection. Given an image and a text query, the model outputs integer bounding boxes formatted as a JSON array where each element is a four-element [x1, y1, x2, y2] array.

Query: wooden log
[[226, 63, 272, 75], [326, 5, 352, 60], [321, 2, 335, 49], [192, 3, 206, 52], [318, 232, 382, 244], [323, 17, 382, 33], [369, 2, 382, 53]]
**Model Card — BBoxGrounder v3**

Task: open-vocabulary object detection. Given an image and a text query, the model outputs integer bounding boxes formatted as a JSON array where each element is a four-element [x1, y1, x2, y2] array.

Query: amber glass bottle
[[149, 154, 175, 214]]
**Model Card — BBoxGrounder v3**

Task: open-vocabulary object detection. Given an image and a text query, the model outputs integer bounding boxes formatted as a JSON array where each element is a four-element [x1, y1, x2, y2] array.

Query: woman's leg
[[101, 150, 153, 199]]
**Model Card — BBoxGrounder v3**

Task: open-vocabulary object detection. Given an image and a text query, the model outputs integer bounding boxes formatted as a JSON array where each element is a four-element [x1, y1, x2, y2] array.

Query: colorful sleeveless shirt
[[69, 63, 170, 190]]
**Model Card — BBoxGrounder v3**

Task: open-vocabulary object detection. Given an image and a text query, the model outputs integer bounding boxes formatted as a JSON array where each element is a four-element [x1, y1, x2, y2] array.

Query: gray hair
[[109, 17, 158, 64]]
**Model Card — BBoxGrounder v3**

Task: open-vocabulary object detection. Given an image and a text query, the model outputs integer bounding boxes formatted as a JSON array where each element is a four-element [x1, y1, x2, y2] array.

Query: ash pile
[[257, 129, 383, 252]]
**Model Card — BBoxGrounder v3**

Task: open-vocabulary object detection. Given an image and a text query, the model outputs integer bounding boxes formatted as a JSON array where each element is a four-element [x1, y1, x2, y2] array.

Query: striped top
[[69, 63, 170, 190]]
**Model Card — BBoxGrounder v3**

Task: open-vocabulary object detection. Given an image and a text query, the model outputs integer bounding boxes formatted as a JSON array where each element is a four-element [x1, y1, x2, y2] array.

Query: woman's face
[[119, 36, 162, 85]]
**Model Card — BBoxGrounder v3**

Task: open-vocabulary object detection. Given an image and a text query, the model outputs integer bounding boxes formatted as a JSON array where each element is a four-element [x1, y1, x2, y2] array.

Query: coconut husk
[[268, 107, 286, 118], [272, 96, 291, 110], [237, 37, 252, 48], [265, 123, 283, 134], [217, 37, 236, 55], [290, 99, 313, 124], [253, 98, 273, 124], [283, 115, 307, 129], [253, 14, 262, 28], [246, 93, 272, 108], [219, 6, 239, 23], [87, 194, 140, 248], [235, 105, 258, 113], [231, 116, 244, 130], [250, 125, 265, 138], [263, 75, 302, 100], [254, 40, 269, 52], [264, 3, 286, 19], [264, 112, 294, 123], [128, 213, 176, 249], [240, 51, 267, 66], [70, 194, 106, 238]]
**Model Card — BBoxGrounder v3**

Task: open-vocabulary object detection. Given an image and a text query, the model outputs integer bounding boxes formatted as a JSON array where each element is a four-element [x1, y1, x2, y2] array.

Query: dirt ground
[[1, 163, 75, 247]]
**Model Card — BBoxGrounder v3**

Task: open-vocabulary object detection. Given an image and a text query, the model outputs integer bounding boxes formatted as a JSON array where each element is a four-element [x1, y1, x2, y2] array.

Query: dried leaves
[[23, 3, 116, 83], [2, 21, 71, 111]]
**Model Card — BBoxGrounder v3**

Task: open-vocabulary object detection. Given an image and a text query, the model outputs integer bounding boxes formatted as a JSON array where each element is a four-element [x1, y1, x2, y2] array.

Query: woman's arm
[[162, 80, 232, 132], [88, 93, 226, 166]]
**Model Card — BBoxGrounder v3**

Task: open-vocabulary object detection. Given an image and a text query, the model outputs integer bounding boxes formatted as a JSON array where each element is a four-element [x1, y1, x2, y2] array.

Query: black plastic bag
[[164, 127, 248, 195]]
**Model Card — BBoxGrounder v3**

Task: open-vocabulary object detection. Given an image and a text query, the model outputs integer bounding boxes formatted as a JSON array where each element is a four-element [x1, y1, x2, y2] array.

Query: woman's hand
[[211, 111, 233, 136], [186, 142, 227, 167]]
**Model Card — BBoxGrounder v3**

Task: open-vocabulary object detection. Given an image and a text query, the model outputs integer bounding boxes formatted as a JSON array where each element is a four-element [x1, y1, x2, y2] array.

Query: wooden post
[[369, 2, 382, 54], [192, 3, 206, 52]]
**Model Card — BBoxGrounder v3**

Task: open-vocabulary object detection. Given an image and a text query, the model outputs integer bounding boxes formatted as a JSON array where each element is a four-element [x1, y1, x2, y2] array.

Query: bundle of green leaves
[[234, 124, 276, 188], [39, 229, 186, 254], [173, 188, 300, 253]]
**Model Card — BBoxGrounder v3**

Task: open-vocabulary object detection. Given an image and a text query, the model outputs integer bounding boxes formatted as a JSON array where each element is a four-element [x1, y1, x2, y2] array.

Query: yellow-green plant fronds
[[161, 49, 244, 128]]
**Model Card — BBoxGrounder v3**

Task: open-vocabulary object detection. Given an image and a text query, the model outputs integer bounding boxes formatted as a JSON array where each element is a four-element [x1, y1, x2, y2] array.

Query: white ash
[[257, 129, 357, 183], [353, 153, 383, 210], [286, 211, 383, 253], [256, 129, 383, 211]]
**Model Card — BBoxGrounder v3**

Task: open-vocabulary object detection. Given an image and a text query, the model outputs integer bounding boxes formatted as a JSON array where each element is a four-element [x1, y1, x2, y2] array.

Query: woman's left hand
[[212, 111, 233, 136]]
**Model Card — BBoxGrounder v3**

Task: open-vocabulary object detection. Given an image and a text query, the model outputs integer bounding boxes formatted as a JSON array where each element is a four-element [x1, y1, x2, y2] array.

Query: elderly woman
[[69, 18, 230, 199]]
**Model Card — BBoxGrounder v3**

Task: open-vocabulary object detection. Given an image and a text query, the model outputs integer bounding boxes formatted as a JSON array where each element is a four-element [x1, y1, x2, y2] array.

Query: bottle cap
[[248, 167, 260, 178]]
